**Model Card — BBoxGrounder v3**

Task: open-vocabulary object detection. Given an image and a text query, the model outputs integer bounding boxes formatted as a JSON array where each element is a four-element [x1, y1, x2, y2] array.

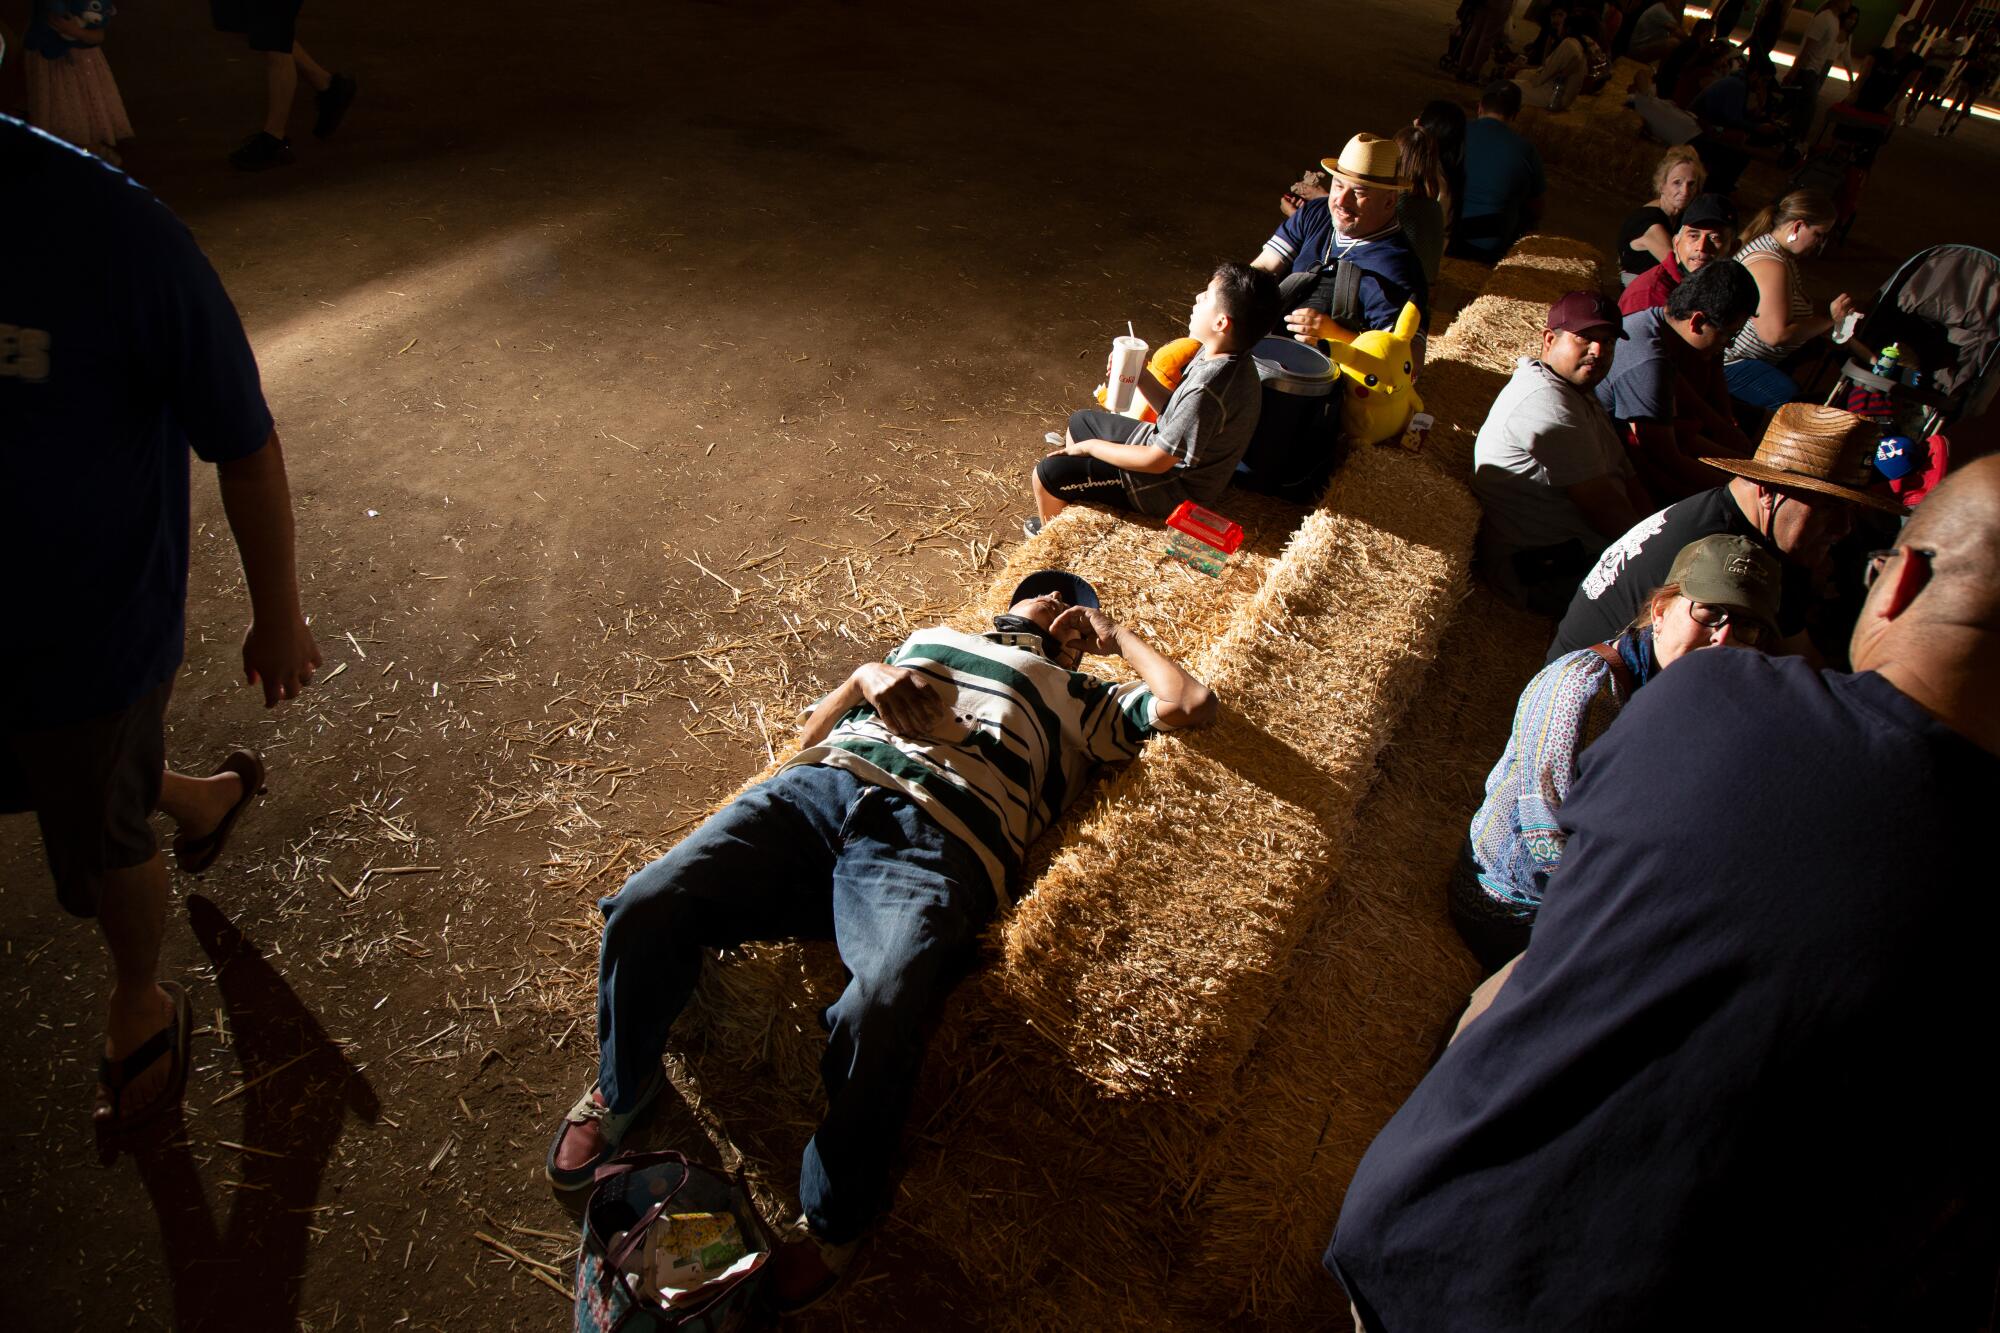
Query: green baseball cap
[[1664, 535, 1781, 632]]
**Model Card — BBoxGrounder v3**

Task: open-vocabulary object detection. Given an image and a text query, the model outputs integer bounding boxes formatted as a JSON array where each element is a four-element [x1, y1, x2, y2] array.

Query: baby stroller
[[1822, 243, 2000, 441]]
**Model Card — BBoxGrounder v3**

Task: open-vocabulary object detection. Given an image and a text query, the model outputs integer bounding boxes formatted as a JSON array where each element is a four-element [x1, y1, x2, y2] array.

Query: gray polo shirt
[[1472, 357, 1633, 559]]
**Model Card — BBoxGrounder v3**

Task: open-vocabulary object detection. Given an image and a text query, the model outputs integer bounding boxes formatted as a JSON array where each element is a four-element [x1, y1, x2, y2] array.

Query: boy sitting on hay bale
[[1026, 262, 1278, 536], [546, 569, 1218, 1311]]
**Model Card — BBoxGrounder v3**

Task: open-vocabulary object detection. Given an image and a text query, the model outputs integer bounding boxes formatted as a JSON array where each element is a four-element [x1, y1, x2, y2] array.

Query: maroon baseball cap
[[1546, 290, 1629, 341]]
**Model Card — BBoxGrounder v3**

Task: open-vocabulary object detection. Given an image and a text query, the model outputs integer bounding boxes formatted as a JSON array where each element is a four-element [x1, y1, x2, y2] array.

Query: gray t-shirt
[[1595, 306, 1678, 423], [1126, 350, 1262, 514], [1472, 358, 1633, 558]]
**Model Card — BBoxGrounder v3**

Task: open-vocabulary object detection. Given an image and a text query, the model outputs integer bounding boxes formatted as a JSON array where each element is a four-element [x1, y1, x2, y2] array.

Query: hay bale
[[1431, 256, 1491, 329], [981, 451, 1478, 1108], [1411, 357, 1512, 481], [1163, 585, 1553, 1327]]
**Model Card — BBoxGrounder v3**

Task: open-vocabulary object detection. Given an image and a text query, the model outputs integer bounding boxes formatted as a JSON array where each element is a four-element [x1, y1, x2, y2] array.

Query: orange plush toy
[[1094, 337, 1203, 423]]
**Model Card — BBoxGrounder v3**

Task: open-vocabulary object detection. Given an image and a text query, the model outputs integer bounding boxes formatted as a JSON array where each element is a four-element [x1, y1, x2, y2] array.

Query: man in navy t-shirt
[[1324, 455, 2000, 1330], [0, 116, 320, 1133], [1253, 132, 1430, 350]]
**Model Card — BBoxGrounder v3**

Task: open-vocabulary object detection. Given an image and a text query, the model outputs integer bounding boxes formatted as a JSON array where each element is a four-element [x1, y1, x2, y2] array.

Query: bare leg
[[93, 853, 176, 1122], [157, 769, 244, 844], [262, 51, 296, 137], [292, 43, 333, 94]]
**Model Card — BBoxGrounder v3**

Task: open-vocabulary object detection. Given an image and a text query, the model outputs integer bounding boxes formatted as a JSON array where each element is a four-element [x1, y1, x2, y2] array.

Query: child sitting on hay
[[547, 569, 1218, 1312], [1023, 261, 1279, 538]]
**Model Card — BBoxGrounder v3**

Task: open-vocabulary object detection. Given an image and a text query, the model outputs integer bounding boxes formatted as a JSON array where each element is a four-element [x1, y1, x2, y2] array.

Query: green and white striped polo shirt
[[786, 627, 1159, 904]]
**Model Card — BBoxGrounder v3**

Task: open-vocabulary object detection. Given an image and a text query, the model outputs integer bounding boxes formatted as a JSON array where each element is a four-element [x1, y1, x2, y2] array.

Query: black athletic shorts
[[1036, 452, 1138, 512], [1036, 409, 1150, 511], [211, 0, 306, 54], [0, 682, 171, 918]]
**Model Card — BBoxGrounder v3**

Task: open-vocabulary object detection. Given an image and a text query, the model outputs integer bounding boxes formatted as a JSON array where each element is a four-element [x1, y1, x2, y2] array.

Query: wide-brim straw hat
[[1701, 403, 1903, 514], [1319, 133, 1411, 192]]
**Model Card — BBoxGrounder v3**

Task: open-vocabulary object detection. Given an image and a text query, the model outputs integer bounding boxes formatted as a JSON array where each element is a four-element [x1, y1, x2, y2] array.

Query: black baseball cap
[[1009, 569, 1100, 609], [1546, 290, 1628, 341], [1680, 193, 1739, 232]]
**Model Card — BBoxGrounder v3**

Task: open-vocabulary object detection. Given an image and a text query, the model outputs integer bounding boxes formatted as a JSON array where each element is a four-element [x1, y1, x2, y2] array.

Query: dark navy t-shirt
[[1326, 651, 2000, 1331], [2, 116, 273, 730], [1457, 116, 1546, 262], [1261, 200, 1430, 335]]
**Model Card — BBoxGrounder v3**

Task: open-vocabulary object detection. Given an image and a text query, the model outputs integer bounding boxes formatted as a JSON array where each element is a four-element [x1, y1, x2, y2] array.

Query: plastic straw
[[1127, 321, 1135, 339]]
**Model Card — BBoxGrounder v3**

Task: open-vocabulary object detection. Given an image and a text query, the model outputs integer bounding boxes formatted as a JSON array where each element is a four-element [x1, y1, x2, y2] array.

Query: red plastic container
[[1164, 502, 1243, 554]]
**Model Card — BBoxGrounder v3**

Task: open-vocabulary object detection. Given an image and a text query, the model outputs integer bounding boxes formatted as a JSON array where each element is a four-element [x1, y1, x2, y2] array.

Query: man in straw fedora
[[1325, 454, 2000, 1332], [1548, 402, 1901, 662], [1253, 131, 1430, 351], [546, 570, 1217, 1310]]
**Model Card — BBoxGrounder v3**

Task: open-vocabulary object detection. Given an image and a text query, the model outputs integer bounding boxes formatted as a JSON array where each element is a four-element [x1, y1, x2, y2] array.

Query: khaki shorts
[[0, 682, 171, 917]]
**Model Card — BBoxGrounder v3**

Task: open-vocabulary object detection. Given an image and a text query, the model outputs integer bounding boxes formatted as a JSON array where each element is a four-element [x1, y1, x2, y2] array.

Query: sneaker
[[313, 74, 357, 139], [765, 1221, 862, 1314], [1022, 516, 1043, 539], [545, 1073, 662, 1193], [229, 132, 294, 171]]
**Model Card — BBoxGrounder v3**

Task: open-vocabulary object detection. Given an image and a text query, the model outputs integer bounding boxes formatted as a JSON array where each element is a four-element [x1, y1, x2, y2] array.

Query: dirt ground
[[4, 2, 1997, 1329]]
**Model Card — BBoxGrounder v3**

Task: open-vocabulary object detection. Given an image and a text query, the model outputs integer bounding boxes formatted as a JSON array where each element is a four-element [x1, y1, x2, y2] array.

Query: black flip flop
[[172, 749, 267, 876], [95, 981, 193, 1134]]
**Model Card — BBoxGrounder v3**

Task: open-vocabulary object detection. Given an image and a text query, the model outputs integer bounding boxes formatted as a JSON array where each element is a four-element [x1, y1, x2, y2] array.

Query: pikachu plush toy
[[1323, 302, 1424, 447]]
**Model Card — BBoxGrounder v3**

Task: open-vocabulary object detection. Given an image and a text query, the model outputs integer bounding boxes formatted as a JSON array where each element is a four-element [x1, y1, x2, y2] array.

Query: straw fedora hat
[[1319, 133, 1411, 192], [1702, 403, 1902, 515]]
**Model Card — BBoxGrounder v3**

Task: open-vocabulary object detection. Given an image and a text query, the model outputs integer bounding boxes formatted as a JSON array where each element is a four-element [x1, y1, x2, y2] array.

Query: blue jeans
[[595, 763, 994, 1243], [1725, 357, 1804, 409]]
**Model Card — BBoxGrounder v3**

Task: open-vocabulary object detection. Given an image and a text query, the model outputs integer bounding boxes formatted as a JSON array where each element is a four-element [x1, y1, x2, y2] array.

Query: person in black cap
[[547, 568, 1216, 1310], [1617, 192, 1738, 317]]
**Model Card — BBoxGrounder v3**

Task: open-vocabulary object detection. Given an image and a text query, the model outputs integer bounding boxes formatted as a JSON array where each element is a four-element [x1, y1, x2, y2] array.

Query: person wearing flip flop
[[0, 115, 320, 1134], [548, 569, 1218, 1311]]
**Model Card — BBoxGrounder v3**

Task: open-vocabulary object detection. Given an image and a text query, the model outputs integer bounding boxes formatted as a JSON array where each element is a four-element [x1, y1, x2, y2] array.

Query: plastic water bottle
[[1871, 344, 1903, 379]]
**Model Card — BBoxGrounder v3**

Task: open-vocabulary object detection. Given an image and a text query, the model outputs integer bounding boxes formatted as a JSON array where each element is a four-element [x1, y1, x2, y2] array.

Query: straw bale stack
[[667, 235, 1605, 1332], [973, 448, 1479, 1107], [1411, 356, 1510, 479], [1161, 586, 1551, 1327], [1431, 255, 1491, 329]]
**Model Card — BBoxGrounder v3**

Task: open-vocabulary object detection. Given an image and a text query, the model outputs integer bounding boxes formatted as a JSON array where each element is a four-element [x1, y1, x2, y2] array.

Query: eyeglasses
[[1686, 601, 1765, 645], [1862, 546, 1935, 590]]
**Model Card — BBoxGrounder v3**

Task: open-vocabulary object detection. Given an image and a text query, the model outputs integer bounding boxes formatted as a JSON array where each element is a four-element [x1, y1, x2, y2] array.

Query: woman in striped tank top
[[1723, 189, 1864, 411]]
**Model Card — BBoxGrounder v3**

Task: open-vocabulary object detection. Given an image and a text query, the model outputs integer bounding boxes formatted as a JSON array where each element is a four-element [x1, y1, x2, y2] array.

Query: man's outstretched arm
[[217, 431, 321, 706]]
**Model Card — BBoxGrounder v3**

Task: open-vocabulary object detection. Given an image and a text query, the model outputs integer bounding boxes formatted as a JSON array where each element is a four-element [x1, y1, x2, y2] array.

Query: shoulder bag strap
[[1587, 642, 1638, 699]]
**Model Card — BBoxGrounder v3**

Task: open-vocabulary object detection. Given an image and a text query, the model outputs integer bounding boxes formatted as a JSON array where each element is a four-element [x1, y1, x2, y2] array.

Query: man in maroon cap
[[1471, 291, 1655, 616]]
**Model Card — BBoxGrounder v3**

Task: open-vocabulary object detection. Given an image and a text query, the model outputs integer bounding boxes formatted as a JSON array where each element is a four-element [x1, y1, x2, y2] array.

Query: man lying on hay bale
[[546, 569, 1218, 1311]]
